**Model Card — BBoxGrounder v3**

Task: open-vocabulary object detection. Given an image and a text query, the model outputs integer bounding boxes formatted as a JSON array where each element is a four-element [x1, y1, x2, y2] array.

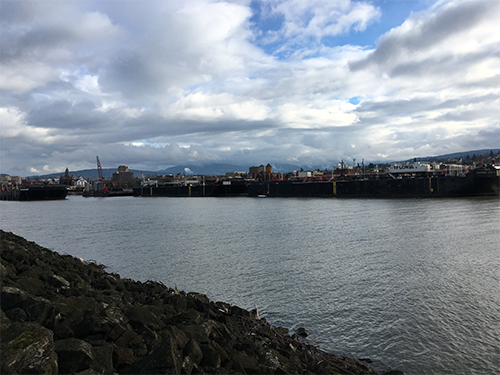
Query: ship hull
[[133, 180, 249, 197], [248, 173, 499, 198], [132, 170, 499, 198], [1, 185, 68, 201]]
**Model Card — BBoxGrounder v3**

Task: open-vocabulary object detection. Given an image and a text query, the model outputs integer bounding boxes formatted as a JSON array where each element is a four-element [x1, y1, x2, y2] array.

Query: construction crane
[[96, 156, 108, 193]]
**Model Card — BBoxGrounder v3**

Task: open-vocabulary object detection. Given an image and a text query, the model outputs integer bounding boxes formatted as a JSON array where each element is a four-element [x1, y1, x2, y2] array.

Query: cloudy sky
[[1, 0, 499, 176]]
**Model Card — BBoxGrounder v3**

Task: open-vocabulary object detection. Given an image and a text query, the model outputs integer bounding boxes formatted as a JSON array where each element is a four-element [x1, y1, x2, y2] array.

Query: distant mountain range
[[23, 162, 304, 180], [411, 149, 499, 162], [11, 148, 500, 180]]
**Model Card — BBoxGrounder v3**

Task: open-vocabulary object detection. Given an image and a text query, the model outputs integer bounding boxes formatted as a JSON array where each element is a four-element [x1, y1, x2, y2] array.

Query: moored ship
[[19, 184, 68, 201], [133, 179, 250, 198], [0, 184, 68, 201], [134, 162, 498, 198], [248, 164, 500, 198]]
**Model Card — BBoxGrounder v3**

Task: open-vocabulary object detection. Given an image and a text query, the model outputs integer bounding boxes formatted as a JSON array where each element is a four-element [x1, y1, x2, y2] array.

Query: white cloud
[[277, 102, 358, 129], [166, 92, 271, 122], [258, 0, 380, 53], [0, 107, 54, 142]]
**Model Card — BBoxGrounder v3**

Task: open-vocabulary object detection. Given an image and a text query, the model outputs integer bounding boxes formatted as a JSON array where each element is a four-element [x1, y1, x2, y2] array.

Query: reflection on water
[[1, 196, 499, 375]]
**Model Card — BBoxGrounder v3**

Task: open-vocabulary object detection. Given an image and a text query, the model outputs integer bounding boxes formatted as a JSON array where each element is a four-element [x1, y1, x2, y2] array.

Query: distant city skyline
[[10, 148, 499, 180], [1, 0, 499, 176]]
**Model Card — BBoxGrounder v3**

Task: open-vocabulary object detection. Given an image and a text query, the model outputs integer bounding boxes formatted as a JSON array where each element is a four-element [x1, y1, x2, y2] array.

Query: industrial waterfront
[[1, 195, 499, 374]]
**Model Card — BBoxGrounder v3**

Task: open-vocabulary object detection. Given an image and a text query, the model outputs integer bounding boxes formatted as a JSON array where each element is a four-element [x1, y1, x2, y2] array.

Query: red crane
[[96, 156, 108, 193]]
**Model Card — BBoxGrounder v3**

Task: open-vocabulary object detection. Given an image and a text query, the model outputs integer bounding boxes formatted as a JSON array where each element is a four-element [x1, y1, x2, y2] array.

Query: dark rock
[[121, 337, 182, 374], [181, 355, 197, 375], [113, 346, 135, 369], [297, 327, 308, 337], [1, 286, 31, 312], [210, 340, 229, 364], [161, 325, 189, 349], [1, 322, 58, 374], [126, 305, 166, 331], [174, 308, 202, 325], [275, 326, 289, 335], [91, 344, 114, 375], [54, 337, 94, 374], [134, 325, 159, 350], [163, 293, 187, 312], [5, 307, 28, 322], [1, 286, 59, 328], [115, 329, 139, 348], [183, 338, 204, 365], [200, 343, 221, 368], [0, 261, 9, 279], [108, 323, 127, 341], [231, 351, 259, 374], [187, 291, 210, 304], [16, 276, 45, 296], [0, 308, 12, 331], [73, 370, 101, 375], [50, 274, 70, 288], [178, 324, 210, 344]]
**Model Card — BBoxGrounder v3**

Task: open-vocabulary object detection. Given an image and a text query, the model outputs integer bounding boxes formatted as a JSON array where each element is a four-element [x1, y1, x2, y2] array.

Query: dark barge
[[133, 166, 499, 198], [0, 184, 68, 201], [133, 180, 249, 198], [248, 169, 499, 198]]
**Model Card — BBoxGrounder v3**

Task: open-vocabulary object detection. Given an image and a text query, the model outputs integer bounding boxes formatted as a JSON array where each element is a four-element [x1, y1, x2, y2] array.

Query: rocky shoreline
[[1, 230, 402, 374]]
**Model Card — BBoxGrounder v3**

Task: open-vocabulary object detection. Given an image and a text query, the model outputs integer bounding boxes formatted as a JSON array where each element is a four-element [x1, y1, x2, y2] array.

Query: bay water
[[1, 195, 499, 374]]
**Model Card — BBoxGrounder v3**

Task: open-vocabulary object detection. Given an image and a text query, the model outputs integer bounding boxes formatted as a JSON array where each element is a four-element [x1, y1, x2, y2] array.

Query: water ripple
[[1, 196, 499, 374]]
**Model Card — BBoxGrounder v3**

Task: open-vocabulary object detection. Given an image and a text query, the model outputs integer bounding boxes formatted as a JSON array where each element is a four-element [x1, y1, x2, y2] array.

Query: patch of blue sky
[[249, 0, 430, 57], [249, 0, 285, 56], [249, 0, 284, 31], [79, 67, 90, 76], [330, 0, 429, 48], [349, 97, 361, 105]]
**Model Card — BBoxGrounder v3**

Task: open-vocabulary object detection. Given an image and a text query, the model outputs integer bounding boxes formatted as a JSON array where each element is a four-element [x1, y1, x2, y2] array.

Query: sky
[[1, 0, 499, 176]]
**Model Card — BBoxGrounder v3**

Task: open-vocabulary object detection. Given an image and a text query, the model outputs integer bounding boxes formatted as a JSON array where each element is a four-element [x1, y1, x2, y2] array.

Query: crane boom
[[96, 156, 108, 192]]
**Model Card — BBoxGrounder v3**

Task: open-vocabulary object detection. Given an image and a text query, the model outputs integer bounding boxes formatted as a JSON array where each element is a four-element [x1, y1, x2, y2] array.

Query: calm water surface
[[1, 195, 499, 374]]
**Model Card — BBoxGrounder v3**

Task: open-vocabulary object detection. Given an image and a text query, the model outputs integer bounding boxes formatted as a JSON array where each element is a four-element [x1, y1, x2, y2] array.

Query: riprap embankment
[[0, 230, 402, 374]]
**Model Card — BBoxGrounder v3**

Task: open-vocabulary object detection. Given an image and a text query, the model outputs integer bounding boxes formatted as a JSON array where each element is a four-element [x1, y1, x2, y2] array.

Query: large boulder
[[54, 338, 94, 374], [125, 305, 166, 331], [0, 322, 58, 374], [121, 336, 182, 374]]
